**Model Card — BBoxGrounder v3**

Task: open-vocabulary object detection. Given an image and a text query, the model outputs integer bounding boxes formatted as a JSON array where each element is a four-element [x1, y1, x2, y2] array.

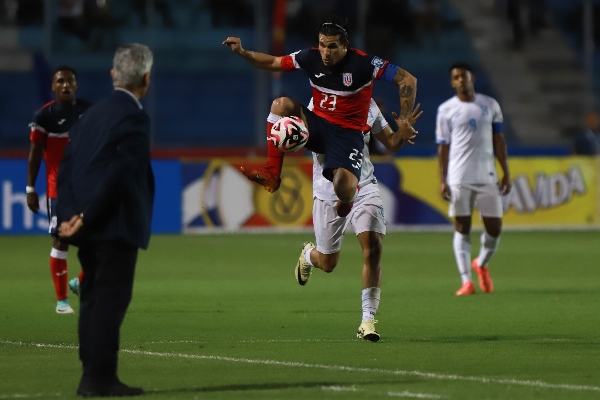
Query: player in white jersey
[[296, 98, 421, 341], [436, 62, 511, 296]]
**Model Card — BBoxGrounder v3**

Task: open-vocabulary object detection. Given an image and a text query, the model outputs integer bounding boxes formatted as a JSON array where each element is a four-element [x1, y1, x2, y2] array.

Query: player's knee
[[486, 227, 501, 237], [363, 243, 383, 265], [333, 176, 358, 202], [454, 219, 471, 234], [271, 97, 296, 115], [484, 218, 502, 237]]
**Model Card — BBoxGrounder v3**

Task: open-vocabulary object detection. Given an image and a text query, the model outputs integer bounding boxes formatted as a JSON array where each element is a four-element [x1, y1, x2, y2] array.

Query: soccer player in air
[[296, 97, 421, 341], [223, 15, 417, 218], [436, 62, 511, 296], [27, 65, 92, 313]]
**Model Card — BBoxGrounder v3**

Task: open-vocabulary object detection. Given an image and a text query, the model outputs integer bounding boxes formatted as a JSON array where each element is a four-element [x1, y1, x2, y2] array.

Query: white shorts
[[449, 183, 503, 218], [313, 192, 386, 254]]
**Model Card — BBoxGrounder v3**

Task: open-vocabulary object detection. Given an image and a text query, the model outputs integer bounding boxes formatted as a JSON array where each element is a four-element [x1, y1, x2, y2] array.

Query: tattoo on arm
[[399, 86, 413, 98], [395, 68, 406, 81], [399, 84, 416, 119], [394, 68, 416, 119]]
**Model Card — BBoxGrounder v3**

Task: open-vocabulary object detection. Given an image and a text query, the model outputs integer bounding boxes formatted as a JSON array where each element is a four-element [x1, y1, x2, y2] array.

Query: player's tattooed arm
[[392, 68, 417, 120], [223, 37, 283, 71]]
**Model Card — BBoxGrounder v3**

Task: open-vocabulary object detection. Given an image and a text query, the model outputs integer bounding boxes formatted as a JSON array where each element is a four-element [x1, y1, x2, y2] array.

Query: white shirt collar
[[114, 87, 143, 110]]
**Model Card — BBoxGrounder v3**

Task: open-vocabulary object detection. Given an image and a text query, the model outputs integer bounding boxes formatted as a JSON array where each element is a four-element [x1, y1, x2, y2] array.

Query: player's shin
[[266, 114, 284, 175], [50, 248, 69, 300], [361, 287, 380, 322], [477, 231, 500, 267], [452, 232, 472, 283]]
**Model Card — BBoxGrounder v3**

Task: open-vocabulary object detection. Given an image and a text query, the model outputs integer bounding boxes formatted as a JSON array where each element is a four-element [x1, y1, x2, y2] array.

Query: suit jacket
[[57, 89, 155, 249]]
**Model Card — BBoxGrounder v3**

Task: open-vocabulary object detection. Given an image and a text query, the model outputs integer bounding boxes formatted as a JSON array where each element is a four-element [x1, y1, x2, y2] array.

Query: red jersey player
[[223, 15, 417, 217], [27, 65, 92, 314]]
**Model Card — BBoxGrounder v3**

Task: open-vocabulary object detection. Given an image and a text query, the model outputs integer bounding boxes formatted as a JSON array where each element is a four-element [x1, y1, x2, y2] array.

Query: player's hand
[[394, 118, 418, 144], [406, 103, 423, 127], [26, 192, 39, 213], [392, 103, 423, 129], [440, 182, 451, 202], [499, 176, 512, 195], [393, 105, 422, 144], [58, 214, 84, 238], [222, 37, 244, 55]]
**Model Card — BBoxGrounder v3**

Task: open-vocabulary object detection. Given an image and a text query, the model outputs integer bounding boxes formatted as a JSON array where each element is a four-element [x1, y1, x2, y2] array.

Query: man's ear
[[142, 73, 150, 87], [110, 68, 115, 80]]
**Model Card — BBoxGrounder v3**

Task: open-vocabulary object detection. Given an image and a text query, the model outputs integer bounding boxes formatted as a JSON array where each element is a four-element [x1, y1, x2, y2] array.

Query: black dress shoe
[[77, 378, 144, 397]]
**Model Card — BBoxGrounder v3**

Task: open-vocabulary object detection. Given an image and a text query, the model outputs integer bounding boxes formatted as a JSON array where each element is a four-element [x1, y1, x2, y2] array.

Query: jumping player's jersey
[[435, 94, 503, 185], [29, 99, 91, 198], [310, 98, 388, 201], [281, 48, 392, 132]]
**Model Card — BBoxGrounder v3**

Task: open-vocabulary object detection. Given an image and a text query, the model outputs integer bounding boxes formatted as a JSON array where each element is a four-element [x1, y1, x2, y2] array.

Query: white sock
[[453, 231, 471, 283], [304, 248, 314, 267], [267, 113, 282, 123], [361, 287, 380, 322], [477, 231, 500, 267], [50, 248, 68, 259]]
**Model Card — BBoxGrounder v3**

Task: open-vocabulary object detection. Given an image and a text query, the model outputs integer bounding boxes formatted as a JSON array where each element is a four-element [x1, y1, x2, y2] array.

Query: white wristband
[[26, 186, 35, 194]]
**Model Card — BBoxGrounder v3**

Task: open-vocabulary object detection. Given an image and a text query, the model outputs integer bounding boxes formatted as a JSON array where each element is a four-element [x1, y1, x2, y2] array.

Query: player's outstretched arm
[[392, 68, 417, 120], [222, 37, 283, 71]]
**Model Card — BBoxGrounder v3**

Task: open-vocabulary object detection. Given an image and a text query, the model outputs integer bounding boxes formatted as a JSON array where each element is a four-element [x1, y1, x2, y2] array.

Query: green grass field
[[1, 231, 600, 399]]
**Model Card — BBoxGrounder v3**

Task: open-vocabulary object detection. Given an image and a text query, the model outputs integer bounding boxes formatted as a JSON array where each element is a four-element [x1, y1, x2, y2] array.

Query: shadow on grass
[[406, 335, 600, 345], [147, 380, 396, 395]]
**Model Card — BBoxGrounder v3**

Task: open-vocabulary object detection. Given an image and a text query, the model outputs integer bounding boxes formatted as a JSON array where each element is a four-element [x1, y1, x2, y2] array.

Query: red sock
[[50, 256, 68, 301], [266, 121, 284, 174], [78, 269, 85, 284]]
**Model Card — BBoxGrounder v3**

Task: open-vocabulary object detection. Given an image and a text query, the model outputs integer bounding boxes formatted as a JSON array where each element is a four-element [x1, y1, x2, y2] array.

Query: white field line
[[0, 394, 63, 399], [144, 339, 351, 344], [388, 391, 445, 399], [2, 340, 600, 393], [320, 386, 445, 398], [320, 385, 358, 392]]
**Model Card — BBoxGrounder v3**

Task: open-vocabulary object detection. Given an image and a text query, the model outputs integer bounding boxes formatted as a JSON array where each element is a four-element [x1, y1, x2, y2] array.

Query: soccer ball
[[270, 116, 309, 153]]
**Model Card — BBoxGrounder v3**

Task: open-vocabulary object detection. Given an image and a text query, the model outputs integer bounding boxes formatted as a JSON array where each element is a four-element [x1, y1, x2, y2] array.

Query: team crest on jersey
[[371, 57, 385, 68], [343, 73, 352, 87]]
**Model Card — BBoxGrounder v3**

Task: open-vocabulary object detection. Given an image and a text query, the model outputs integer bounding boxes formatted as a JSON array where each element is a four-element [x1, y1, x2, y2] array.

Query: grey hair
[[112, 43, 153, 88]]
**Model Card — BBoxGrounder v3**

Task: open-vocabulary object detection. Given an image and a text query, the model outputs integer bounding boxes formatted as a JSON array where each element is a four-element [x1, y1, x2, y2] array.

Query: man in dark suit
[[57, 43, 154, 398]]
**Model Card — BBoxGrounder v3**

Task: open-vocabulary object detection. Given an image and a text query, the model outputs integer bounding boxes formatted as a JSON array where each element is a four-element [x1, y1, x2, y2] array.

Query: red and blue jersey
[[281, 48, 392, 132], [29, 99, 92, 198]]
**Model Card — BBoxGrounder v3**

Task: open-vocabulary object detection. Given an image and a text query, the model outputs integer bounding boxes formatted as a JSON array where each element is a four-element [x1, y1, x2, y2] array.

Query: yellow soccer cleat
[[357, 319, 380, 342], [295, 241, 314, 286]]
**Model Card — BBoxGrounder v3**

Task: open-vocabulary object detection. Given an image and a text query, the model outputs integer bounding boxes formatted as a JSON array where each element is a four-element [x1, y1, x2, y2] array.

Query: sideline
[[2, 340, 599, 394]]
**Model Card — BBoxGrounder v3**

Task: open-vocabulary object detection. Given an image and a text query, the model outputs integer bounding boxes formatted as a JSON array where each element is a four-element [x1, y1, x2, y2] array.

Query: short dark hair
[[318, 15, 349, 44], [52, 65, 77, 80], [449, 62, 473, 74]]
